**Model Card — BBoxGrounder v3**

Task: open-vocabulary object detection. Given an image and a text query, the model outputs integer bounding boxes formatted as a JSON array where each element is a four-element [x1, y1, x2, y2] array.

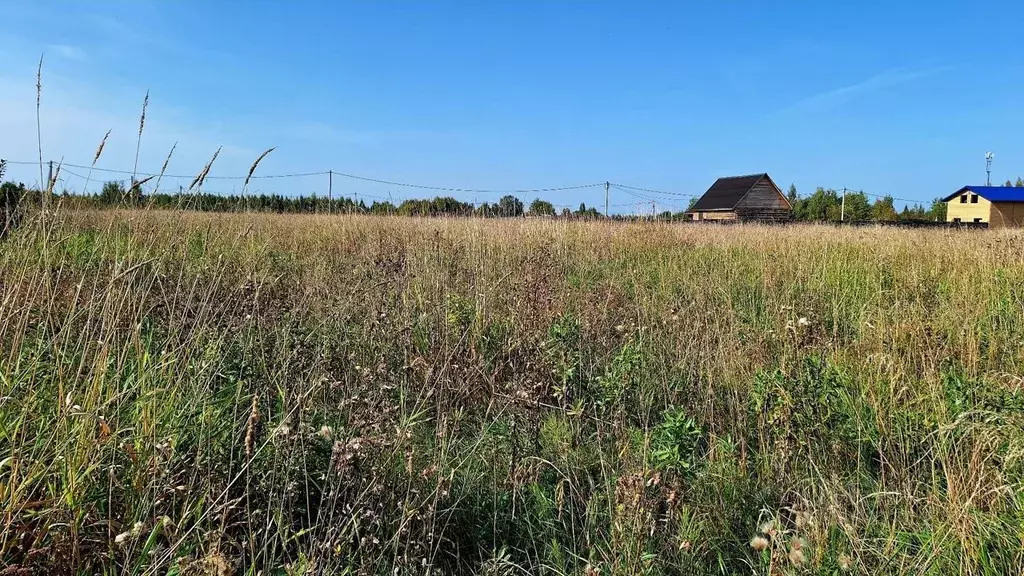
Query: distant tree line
[[0, 178, 678, 221], [4, 176, 1024, 224], [780, 179, 1023, 223], [782, 185, 949, 223]]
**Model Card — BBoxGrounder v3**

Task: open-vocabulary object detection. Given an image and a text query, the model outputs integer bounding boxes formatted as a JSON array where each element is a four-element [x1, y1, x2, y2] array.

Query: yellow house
[[944, 186, 1024, 228]]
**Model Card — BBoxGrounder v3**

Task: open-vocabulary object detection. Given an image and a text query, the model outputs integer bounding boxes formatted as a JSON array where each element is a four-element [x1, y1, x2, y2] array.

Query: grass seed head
[[244, 147, 275, 191], [93, 130, 111, 165], [245, 394, 259, 458]]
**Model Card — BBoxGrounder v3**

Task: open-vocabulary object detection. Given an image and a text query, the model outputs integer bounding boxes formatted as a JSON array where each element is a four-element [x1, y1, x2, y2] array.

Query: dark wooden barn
[[686, 173, 791, 222]]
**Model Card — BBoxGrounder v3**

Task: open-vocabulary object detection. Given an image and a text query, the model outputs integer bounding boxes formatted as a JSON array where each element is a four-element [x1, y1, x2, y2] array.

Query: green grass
[[1, 210, 1023, 575]]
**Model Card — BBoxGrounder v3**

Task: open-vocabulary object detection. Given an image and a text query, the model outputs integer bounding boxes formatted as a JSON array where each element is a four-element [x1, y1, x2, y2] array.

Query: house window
[[960, 195, 968, 203], [973, 217, 982, 223], [970, 194, 979, 204], [953, 217, 962, 223]]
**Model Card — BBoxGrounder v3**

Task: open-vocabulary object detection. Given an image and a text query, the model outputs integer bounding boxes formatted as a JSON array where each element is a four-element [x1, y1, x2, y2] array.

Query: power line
[[0, 158, 973, 208], [615, 190, 686, 211], [3, 159, 327, 180], [4, 158, 722, 211], [328, 171, 604, 195], [824, 187, 928, 206], [56, 166, 392, 200], [611, 185, 689, 211], [74, 163, 326, 180], [610, 201, 654, 208], [54, 166, 574, 206], [59, 168, 94, 182], [4, 160, 47, 166], [610, 182, 694, 198], [864, 191, 927, 205], [4, 159, 605, 195]]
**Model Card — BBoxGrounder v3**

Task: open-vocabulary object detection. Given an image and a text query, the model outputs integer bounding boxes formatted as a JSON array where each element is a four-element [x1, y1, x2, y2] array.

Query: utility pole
[[604, 181, 610, 218], [47, 160, 53, 191], [328, 170, 333, 214], [840, 187, 847, 222], [651, 200, 656, 219]]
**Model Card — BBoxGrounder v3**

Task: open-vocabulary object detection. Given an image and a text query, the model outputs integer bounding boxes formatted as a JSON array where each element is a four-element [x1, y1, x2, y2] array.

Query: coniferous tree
[[787, 184, 798, 203]]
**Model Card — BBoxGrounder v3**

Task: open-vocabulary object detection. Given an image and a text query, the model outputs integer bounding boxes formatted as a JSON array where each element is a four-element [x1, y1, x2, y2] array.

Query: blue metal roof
[[942, 186, 1024, 202]]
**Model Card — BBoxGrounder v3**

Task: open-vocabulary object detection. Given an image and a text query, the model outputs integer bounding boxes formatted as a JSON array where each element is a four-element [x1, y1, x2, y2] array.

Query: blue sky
[[2, 1, 1023, 212]]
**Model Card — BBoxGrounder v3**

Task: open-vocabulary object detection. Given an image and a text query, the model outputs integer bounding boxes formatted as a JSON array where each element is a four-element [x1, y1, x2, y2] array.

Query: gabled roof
[[688, 173, 785, 212], [942, 186, 1024, 203]]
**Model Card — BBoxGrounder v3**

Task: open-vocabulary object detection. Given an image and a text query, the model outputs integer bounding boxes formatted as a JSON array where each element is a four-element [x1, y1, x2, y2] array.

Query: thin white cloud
[[48, 44, 88, 62], [776, 66, 951, 115]]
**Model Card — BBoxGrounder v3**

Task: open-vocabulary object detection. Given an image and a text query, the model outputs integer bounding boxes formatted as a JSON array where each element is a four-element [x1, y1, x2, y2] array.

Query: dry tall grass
[[1, 211, 1022, 575]]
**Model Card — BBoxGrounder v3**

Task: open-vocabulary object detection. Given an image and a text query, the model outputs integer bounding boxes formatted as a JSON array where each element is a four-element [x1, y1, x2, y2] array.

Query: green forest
[[6, 165, 1024, 222]]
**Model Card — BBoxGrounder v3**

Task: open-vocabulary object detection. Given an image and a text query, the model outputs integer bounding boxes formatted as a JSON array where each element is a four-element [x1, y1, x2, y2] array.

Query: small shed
[[943, 186, 1024, 228], [687, 173, 791, 222]]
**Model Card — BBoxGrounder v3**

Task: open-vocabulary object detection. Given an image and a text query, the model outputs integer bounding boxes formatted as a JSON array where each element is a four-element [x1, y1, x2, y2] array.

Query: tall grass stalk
[[243, 147, 275, 212], [152, 141, 177, 196], [132, 90, 149, 187], [82, 129, 111, 196], [184, 147, 221, 212], [187, 147, 221, 194], [35, 54, 44, 200]]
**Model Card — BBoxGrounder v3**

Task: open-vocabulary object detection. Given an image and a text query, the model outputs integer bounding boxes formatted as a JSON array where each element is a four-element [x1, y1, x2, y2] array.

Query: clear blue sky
[[2, 1, 1023, 212]]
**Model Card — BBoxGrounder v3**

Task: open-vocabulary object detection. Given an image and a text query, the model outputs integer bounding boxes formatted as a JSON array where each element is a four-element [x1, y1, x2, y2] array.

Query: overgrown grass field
[[2, 211, 1023, 575]]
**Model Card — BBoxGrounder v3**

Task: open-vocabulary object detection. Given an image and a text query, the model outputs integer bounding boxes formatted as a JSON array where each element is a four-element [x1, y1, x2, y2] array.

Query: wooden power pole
[[605, 181, 610, 218]]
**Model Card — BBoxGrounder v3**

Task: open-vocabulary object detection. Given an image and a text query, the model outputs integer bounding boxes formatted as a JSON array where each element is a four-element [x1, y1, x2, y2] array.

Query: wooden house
[[944, 186, 1024, 228], [686, 173, 791, 222]]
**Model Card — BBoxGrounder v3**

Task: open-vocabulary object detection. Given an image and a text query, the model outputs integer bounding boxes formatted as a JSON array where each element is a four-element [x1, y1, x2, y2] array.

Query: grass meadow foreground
[[1, 210, 1023, 575]]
